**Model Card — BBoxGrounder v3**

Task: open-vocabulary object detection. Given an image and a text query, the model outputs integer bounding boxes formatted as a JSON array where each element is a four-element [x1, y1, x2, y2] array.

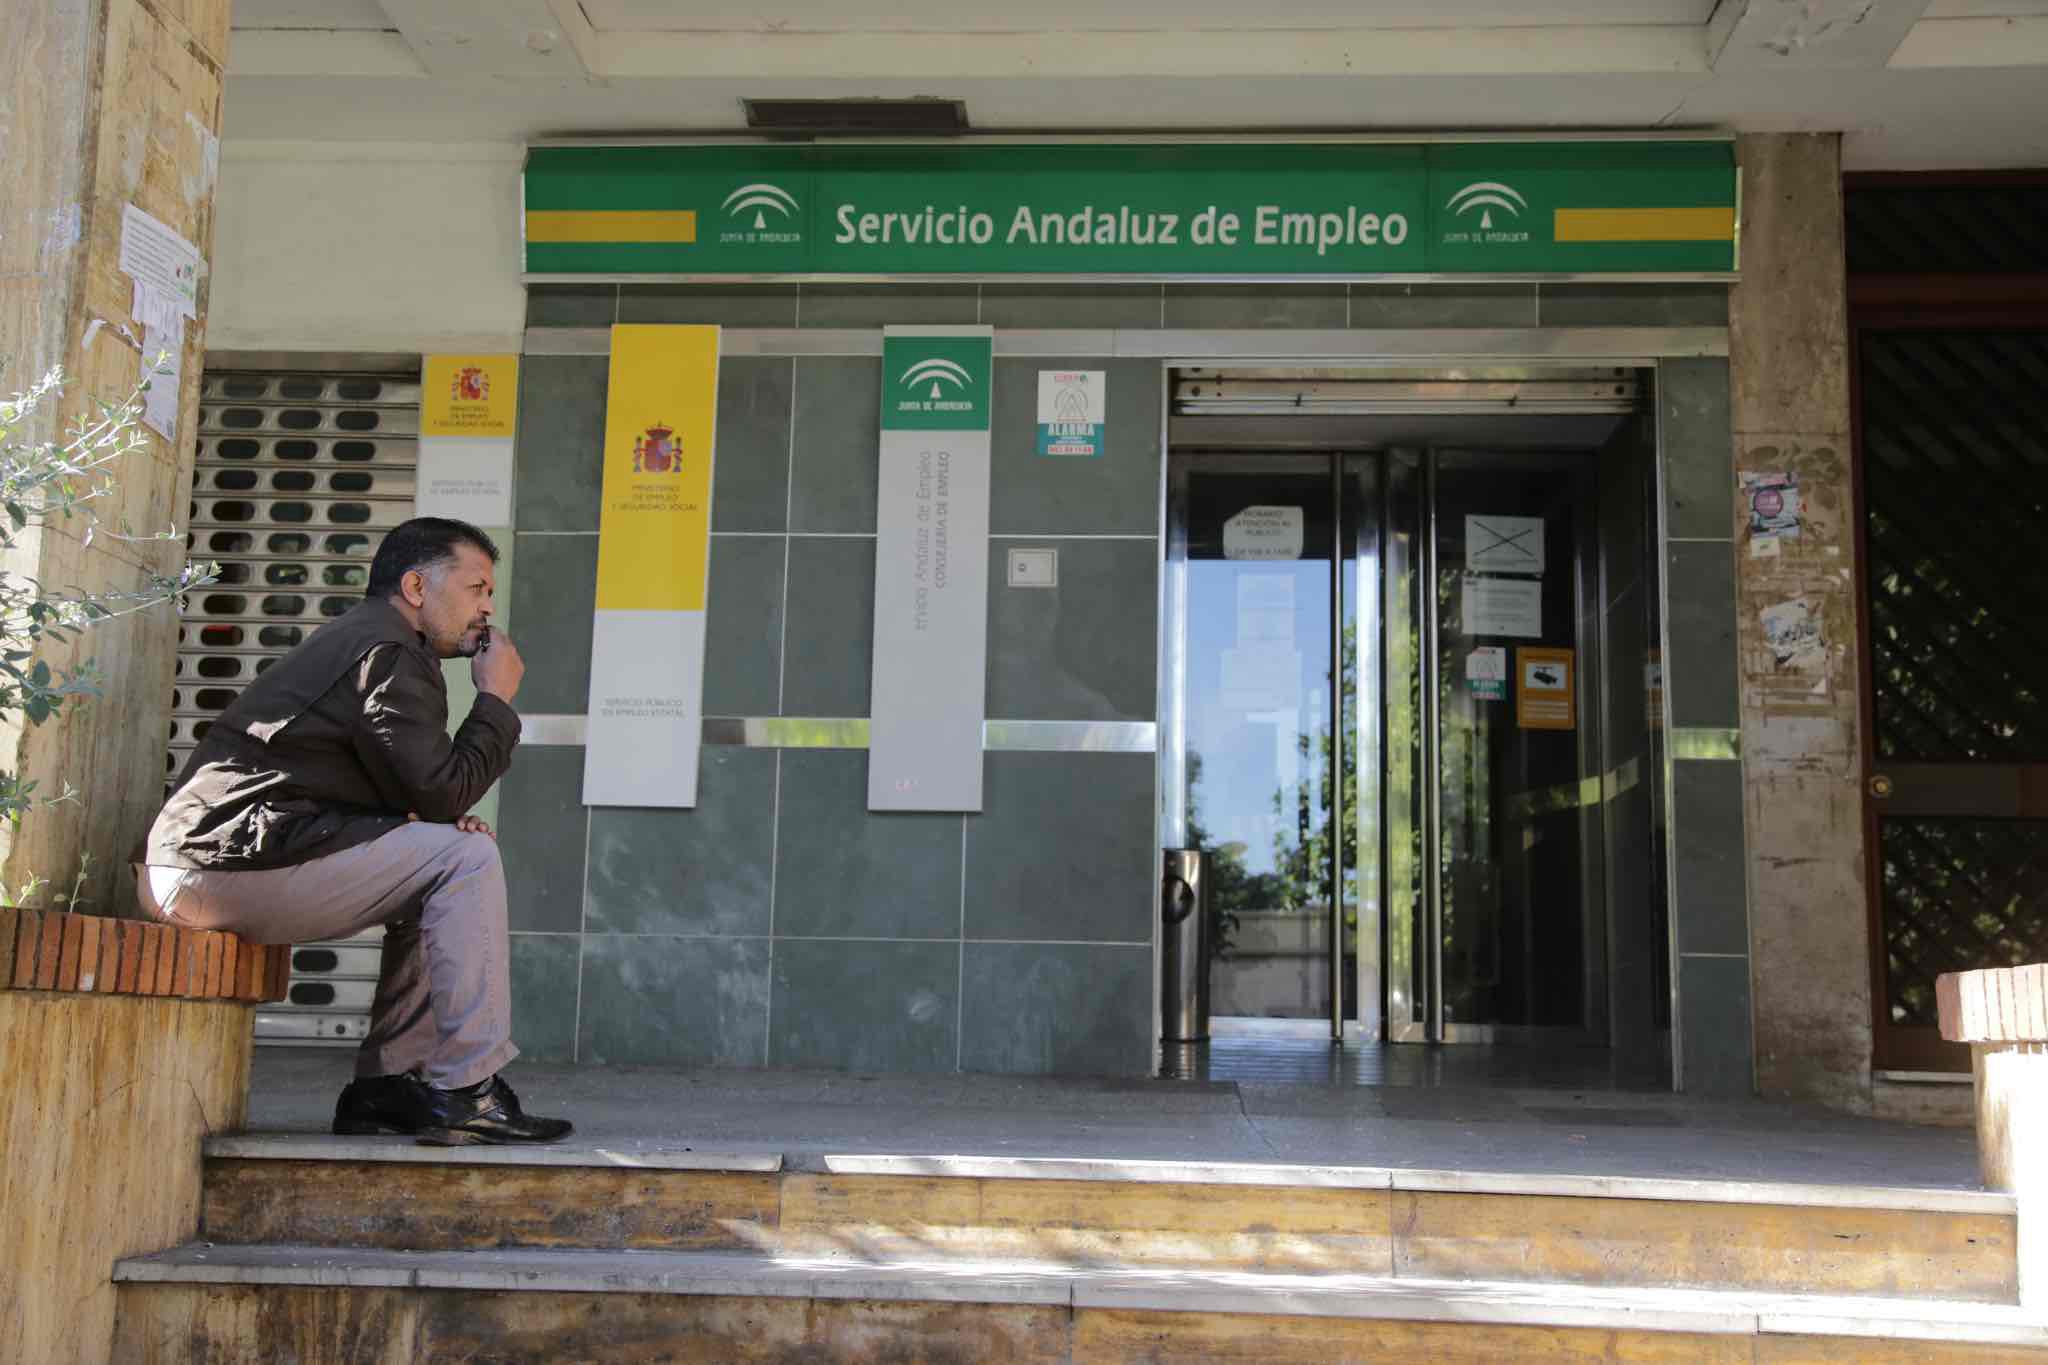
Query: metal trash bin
[[1161, 848, 1211, 1044]]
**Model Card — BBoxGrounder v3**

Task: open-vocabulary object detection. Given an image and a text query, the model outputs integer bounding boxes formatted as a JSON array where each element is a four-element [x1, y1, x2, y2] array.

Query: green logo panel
[[882, 334, 992, 431]]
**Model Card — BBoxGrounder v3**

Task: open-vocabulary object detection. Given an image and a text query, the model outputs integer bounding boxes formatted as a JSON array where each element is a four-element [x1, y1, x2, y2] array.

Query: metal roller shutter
[[177, 364, 420, 1046]]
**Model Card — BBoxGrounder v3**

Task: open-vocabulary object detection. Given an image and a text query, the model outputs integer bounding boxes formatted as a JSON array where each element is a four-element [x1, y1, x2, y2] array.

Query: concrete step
[[199, 1136, 2020, 1304], [112, 1242, 2048, 1363]]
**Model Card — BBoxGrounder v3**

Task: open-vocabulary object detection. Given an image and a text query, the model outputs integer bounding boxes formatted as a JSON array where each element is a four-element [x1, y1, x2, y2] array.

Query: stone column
[[0, 0, 226, 913], [1727, 133, 1871, 1109], [1939, 966, 2048, 1306]]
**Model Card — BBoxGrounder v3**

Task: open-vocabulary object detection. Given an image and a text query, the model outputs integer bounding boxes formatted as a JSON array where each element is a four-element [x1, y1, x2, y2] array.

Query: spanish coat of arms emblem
[[634, 423, 680, 474], [452, 366, 489, 402]]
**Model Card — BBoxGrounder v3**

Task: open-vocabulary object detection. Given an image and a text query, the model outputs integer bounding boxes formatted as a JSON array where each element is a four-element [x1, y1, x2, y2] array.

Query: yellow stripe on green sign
[[1552, 207, 1736, 243], [527, 210, 698, 244]]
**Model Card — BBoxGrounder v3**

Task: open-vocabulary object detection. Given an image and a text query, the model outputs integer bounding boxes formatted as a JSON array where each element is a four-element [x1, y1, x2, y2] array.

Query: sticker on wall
[[1742, 470, 1804, 558], [1036, 369, 1106, 457], [1223, 506, 1304, 560], [1466, 514, 1545, 575], [417, 354, 520, 525], [1744, 466, 1810, 556], [1516, 647, 1575, 730], [1460, 575, 1542, 638], [1467, 645, 1507, 702], [1761, 596, 1827, 675]]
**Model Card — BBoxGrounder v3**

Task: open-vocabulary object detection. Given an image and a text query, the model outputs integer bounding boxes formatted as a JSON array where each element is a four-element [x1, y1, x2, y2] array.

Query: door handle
[[1870, 774, 1894, 799]]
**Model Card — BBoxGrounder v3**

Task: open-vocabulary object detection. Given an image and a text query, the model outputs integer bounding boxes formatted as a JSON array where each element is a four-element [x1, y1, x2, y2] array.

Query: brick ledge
[[1, 905, 287, 1001]]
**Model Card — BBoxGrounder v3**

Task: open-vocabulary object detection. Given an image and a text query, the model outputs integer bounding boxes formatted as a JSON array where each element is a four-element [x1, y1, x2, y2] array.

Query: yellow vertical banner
[[594, 326, 719, 612], [584, 325, 721, 807]]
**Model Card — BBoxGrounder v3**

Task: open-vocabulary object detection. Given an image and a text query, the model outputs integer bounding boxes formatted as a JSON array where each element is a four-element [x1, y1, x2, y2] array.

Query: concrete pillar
[[0, 0, 225, 913], [1727, 133, 1871, 1110]]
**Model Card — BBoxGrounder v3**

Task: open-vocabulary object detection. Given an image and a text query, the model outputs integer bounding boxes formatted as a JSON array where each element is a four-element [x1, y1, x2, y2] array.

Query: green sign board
[[881, 330, 992, 432], [524, 141, 1736, 279]]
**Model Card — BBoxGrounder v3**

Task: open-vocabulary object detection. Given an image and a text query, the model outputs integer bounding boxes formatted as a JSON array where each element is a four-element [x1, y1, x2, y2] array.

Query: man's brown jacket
[[146, 597, 520, 871]]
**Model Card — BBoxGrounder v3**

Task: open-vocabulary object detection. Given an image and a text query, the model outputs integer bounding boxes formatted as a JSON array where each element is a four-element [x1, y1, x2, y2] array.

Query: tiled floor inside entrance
[[1166, 1034, 1658, 1090]]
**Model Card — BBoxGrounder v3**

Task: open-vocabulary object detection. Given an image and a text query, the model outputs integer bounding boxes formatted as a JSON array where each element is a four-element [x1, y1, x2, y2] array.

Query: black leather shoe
[[416, 1074, 573, 1146], [332, 1073, 434, 1136]]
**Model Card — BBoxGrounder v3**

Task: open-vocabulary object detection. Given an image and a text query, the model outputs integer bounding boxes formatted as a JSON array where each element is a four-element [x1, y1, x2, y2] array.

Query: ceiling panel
[[581, 0, 1717, 32], [218, 59, 2048, 169], [231, 0, 394, 29], [1924, 0, 2048, 15]]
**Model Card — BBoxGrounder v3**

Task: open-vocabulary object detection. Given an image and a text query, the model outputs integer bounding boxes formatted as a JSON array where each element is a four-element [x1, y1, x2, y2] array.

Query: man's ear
[[401, 568, 428, 608]]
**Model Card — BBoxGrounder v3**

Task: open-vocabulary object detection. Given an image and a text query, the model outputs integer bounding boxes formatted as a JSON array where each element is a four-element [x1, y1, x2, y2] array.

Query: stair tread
[[206, 1133, 781, 1173], [114, 1243, 2048, 1346], [203, 1135, 2012, 1212]]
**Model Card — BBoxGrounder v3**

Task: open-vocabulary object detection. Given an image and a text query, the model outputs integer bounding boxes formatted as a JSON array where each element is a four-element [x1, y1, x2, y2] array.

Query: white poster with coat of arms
[[418, 355, 519, 525]]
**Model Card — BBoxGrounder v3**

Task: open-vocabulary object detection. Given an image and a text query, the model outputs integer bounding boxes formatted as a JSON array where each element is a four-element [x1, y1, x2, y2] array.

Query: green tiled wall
[[503, 282, 1743, 1087], [504, 300, 1167, 1077]]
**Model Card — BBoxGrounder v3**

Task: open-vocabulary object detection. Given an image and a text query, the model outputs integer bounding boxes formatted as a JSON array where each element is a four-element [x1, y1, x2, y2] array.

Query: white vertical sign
[[869, 326, 994, 812]]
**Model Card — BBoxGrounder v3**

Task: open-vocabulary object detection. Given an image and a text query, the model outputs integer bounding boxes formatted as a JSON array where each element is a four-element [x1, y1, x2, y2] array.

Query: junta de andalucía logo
[[720, 183, 801, 244]]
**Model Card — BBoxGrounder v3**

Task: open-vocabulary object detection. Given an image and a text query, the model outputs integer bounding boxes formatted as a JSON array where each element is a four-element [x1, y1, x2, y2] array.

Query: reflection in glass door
[[1163, 455, 1379, 1038]]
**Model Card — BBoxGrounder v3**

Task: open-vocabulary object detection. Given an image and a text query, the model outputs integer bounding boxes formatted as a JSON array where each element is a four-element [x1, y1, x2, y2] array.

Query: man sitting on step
[[140, 516, 571, 1146]]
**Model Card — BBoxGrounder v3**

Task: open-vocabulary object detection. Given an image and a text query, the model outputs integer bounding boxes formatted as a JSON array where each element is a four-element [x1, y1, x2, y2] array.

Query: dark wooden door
[[1855, 322, 2048, 1071], [1847, 173, 2048, 1073]]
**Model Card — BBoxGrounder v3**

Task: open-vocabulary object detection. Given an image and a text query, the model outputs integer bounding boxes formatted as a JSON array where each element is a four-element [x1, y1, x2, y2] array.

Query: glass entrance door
[[1388, 451, 1605, 1044], [1163, 455, 1378, 1038], [1163, 447, 1613, 1048]]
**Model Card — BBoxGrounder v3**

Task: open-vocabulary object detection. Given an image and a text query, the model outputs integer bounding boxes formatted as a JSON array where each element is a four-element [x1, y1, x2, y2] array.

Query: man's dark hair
[[366, 517, 500, 599]]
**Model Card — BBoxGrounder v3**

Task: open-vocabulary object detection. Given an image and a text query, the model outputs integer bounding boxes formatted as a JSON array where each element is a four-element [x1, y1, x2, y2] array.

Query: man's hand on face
[[407, 812, 496, 840], [472, 627, 525, 705]]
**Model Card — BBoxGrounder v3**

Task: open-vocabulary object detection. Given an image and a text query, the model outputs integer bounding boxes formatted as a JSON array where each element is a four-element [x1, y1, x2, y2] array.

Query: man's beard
[[441, 620, 486, 658]]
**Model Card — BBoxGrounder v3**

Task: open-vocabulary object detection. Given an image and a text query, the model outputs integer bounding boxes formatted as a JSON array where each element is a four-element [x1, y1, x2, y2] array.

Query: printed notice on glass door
[[1223, 506, 1304, 560], [1467, 645, 1507, 702], [1466, 514, 1544, 575], [1460, 576, 1542, 637], [1516, 647, 1576, 731]]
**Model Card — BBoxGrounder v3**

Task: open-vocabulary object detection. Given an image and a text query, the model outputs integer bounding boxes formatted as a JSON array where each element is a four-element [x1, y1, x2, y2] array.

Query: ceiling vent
[[742, 98, 969, 138]]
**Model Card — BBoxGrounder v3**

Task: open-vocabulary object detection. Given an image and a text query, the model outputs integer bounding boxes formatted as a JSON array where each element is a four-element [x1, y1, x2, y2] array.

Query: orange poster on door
[[1516, 647, 1576, 731]]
